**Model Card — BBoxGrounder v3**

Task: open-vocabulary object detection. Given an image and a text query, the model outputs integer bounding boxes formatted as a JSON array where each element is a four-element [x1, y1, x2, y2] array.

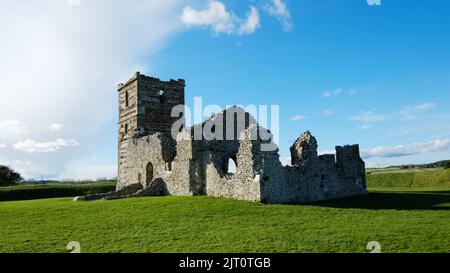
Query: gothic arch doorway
[[146, 162, 154, 187]]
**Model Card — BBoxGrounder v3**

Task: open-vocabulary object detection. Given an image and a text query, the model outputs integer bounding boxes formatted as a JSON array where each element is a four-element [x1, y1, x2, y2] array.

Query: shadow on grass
[[315, 191, 450, 211]]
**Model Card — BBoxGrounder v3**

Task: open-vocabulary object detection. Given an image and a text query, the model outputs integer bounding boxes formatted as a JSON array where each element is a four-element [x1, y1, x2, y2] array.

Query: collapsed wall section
[[259, 132, 368, 204], [186, 109, 264, 202], [201, 126, 262, 202]]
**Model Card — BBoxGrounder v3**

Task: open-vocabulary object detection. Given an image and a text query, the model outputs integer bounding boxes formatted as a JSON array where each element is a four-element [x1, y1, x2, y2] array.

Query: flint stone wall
[[118, 122, 367, 204], [102, 73, 368, 204]]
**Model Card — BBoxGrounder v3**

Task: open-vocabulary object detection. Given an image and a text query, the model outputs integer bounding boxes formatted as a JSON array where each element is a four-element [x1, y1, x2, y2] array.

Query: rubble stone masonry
[[77, 73, 367, 203]]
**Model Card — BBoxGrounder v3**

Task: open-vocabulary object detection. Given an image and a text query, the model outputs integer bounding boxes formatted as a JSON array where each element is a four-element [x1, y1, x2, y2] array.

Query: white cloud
[[290, 115, 306, 122], [361, 138, 450, 159], [389, 130, 409, 137], [0, 0, 182, 178], [0, 143, 6, 148], [49, 123, 64, 131], [322, 88, 348, 98], [397, 102, 437, 121], [265, 0, 293, 31], [319, 150, 336, 155], [358, 125, 371, 130], [181, 1, 260, 35], [400, 102, 436, 114], [324, 110, 335, 116], [61, 164, 117, 180], [66, 0, 81, 7], [13, 139, 79, 153], [0, 1, 181, 130], [15, 160, 32, 166], [349, 102, 437, 125], [0, 120, 28, 134], [280, 156, 292, 166], [366, 161, 386, 168], [349, 111, 385, 122], [333, 88, 343, 95], [181, 1, 233, 33], [239, 7, 260, 35], [401, 115, 418, 121]]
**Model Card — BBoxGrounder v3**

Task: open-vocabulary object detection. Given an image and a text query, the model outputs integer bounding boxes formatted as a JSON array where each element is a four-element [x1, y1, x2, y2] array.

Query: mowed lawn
[[0, 188, 449, 253], [366, 167, 450, 188]]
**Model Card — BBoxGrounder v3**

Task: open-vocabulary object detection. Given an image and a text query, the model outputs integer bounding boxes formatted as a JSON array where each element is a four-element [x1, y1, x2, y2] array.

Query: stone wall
[[109, 73, 368, 204], [120, 133, 194, 196], [201, 126, 262, 202], [258, 132, 367, 204]]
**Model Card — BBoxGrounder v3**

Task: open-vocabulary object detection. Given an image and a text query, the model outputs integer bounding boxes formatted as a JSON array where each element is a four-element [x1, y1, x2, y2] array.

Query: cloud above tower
[[0, 0, 183, 178], [181, 1, 260, 35]]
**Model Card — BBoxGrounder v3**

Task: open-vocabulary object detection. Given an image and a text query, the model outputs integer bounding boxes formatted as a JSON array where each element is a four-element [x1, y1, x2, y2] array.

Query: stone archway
[[146, 162, 154, 187]]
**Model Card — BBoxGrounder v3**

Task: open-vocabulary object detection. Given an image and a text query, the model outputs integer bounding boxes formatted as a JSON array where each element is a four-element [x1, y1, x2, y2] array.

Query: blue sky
[[157, 0, 450, 166], [0, 0, 449, 179]]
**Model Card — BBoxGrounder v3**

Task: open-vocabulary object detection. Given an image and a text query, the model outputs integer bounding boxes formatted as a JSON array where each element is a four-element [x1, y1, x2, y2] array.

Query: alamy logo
[[367, 241, 382, 253], [367, 0, 381, 6], [171, 97, 280, 152], [66, 241, 81, 253]]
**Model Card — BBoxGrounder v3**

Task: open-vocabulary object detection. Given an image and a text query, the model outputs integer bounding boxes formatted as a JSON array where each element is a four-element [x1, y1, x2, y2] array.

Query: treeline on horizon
[[377, 160, 450, 170], [0, 164, 117, 186]]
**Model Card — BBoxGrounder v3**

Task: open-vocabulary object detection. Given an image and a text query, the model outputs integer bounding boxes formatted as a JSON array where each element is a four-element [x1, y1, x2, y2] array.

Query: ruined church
[[77, 72, 367, 203]]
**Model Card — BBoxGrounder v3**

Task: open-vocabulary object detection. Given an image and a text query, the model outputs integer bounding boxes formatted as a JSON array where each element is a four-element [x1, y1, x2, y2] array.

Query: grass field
[[0, 168, 448, 253], [0, 187, 448, 253], [366, 167, 450, 188]]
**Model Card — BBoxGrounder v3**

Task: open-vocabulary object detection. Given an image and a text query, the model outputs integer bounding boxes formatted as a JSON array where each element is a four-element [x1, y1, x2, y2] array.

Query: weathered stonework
[[77, 73, 367, 203]]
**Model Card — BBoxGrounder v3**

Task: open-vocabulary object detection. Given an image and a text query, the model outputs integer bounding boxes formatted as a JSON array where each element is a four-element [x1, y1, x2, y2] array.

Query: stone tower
[[117, 72, 185, 188]]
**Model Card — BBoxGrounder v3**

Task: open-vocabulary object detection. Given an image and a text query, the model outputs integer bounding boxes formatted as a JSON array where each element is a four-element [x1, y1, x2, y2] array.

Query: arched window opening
[[227, 158, 237, 174], [146, 162, 154, 187]]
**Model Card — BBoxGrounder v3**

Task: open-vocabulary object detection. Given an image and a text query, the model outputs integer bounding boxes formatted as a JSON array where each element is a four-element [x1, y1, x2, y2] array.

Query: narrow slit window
[[125, 91, 129, 107], [165, 161, 173, 172], [159, 90, 166, 103]]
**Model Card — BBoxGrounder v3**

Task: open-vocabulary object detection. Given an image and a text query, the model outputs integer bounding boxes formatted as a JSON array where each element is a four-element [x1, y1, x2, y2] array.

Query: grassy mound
[[366, 168, 450, 188], [0, 188, 448, 253], [0, 182, 116, 202]]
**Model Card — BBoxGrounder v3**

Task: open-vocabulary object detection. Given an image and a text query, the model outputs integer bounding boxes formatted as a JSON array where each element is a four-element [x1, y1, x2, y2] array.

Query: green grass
[[0, 188, 448, 253], [1, 168, 448, 253], [367, 167, 450, 188], [0, 182, 116, 202]]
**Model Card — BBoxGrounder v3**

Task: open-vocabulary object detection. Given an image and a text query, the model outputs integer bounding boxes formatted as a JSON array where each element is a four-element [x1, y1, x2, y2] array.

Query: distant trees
[[0, 165, 23, 186], [444, 161, 450, 169]]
